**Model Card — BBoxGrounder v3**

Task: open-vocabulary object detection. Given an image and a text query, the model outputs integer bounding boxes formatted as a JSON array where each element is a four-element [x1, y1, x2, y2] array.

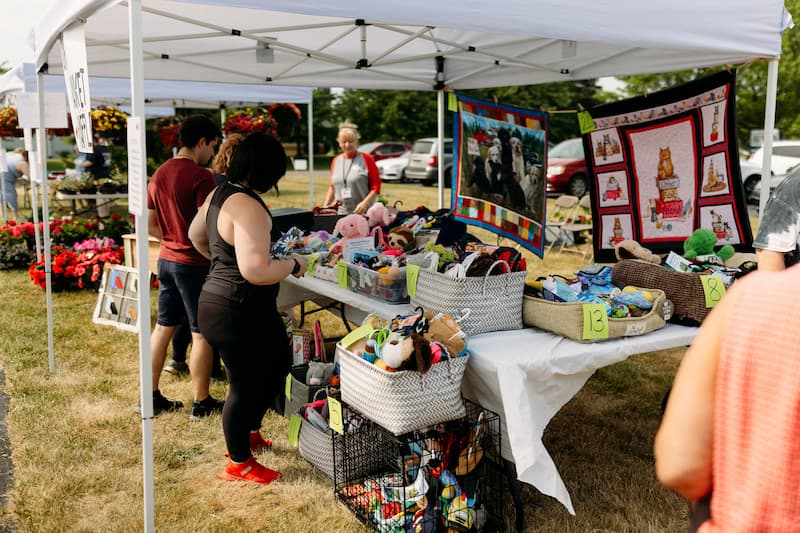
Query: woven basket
[[408, 254, 526, 336], [298, 418, 335, 479], [611, 259, 710, 325], [338, 344, 468, 435], [522, 288, 668, 342]]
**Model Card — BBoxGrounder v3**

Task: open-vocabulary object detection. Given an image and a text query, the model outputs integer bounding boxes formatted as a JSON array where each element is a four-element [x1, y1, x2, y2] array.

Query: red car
[[546, 138, 589, 197], [357, 141, 412, 162]]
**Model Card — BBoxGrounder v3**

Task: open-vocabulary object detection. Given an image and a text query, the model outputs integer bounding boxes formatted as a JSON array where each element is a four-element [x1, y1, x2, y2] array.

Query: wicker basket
[[407, 254, 526, 336], [338, 344, 468, 435], [522, 288, 668, 342], [611, 259, 711, 325], [298, 416, 335, 479]]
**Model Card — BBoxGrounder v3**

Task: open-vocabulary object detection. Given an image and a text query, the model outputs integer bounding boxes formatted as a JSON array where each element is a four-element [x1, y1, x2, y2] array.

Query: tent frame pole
[[758, 58, 779, 218]]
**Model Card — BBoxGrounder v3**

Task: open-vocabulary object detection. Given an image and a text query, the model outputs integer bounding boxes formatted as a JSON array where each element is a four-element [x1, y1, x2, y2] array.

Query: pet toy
[[366, 201, 398, 228], [328, 214, 372, 256], [683, 228, 734, 263]]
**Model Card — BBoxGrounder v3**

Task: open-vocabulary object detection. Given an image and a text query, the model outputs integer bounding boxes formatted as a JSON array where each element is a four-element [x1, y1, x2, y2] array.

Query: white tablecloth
[[278, 275, 698, 514]]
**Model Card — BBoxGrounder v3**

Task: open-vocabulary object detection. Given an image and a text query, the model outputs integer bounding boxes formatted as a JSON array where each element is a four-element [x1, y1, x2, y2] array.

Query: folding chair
[[544, 194, 580, 252], [560, 194, 594, 260]]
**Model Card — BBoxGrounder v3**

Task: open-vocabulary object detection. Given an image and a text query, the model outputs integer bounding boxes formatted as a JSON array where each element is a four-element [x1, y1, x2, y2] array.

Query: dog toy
[[423, 242, 456, 272], [328, 214, 371, 256], [380, 333, 414, 370], [614, 239, 662, 264], [385, 225, 415, 252], [683, 228, 735, 263], [423, 312, 467, 358], [306, 361, 334, 386], [366, 201, 398, 228]]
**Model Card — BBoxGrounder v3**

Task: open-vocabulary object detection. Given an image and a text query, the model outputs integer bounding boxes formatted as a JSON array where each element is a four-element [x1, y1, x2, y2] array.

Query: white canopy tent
[[29, 0, 791, 525]]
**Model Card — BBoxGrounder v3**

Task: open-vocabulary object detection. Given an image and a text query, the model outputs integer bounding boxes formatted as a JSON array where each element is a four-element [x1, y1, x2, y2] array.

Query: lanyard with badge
[[341, 155, 356, 200]]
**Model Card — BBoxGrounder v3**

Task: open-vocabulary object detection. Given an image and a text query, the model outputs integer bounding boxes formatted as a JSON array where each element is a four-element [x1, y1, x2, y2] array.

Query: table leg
[[504, 459, 525, 532]]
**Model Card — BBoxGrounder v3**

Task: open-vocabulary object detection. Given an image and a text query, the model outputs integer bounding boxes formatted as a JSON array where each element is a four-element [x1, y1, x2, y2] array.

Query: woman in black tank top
[[189, 133, 307, 485]]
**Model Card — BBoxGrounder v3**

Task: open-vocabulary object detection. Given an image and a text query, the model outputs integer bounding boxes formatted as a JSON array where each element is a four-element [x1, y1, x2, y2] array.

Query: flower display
[[223, 106, 279, 138], [0, 220, 35, 269], [0, 106, 23, 138], [90, 105, 128, 141], [29, 241, 123, 291], [154, 115, 183, 152]]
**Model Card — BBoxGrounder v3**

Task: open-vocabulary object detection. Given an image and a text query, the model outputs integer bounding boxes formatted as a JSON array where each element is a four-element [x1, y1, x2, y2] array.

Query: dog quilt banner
[[582, 70, 753, 263], [452, 94, 548, 257]]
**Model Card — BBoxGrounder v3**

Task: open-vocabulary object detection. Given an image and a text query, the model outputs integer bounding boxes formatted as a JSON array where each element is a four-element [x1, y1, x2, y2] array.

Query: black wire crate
[[334, 398, 503, 532]]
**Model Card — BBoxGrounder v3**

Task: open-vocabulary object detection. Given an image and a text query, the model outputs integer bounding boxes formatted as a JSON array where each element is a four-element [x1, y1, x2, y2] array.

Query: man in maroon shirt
[[147, 115, 223, 418]]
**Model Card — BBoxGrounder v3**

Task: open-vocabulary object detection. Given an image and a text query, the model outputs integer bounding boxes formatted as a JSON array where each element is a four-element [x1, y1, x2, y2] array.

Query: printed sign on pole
[[60, 23, 93, 153]]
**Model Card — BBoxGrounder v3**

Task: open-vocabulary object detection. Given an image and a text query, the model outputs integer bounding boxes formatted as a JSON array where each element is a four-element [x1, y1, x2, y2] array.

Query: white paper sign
[[16, 93, 68, 129], [0, 149, 7, 173], [60, 23, 93, 153], [126, 117, 145, 216]]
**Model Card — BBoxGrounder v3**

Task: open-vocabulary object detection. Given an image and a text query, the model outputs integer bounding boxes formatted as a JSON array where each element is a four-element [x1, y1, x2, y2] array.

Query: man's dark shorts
[[156, 259, 208, 333]]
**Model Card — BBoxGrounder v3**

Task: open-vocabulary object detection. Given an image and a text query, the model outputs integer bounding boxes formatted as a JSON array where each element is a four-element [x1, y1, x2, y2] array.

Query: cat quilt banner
[[452, 94, 548, 257], [582, 70, 753, 263]]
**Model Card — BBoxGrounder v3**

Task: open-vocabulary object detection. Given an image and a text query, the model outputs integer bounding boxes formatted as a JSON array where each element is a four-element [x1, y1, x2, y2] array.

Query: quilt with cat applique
[[581, 70, 753, 263]]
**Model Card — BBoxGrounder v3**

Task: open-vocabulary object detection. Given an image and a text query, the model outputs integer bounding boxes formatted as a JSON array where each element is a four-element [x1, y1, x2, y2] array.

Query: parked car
[[546, 138, 589, 197], [357, 141, 412, 162], [404, 137, 454, 186], [740, 140, 800, 204], [376, 150, 411, 182]]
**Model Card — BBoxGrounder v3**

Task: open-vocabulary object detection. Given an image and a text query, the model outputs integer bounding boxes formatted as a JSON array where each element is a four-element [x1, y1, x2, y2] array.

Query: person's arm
[[188, 198, 211, 260], [147, 209, 162, 240], [229, 194, 307, 285], [16, 160, 30, 177], [755, 248, 786, 271], [654, 286, 736, 500]]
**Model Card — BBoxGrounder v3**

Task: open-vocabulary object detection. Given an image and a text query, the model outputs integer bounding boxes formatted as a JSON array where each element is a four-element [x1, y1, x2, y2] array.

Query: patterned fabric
[[583, 70, 752, 262], [753, 172, 800, 253], [700, 266, 800, 531]]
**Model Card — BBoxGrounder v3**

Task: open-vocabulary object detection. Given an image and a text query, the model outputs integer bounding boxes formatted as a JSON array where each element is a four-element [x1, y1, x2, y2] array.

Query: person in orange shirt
[[655, 266, 800, 532]]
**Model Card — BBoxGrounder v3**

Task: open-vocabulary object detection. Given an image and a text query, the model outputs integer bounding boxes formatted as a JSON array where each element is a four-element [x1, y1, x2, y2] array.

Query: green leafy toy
[[683, 228, 734, 262], [423, 242, 456, 271]]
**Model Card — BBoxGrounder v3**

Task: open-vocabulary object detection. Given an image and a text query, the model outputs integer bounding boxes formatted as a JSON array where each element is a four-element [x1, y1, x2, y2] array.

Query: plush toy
[[423, 242, 457, 272], [302, 230, 332, 253], [386, 225, 415, 251], [366, 201, 398, 228], [328, 214, 371, 256], [306, 361, 334, 386], [614, 239, 662, 264], [683, 228, 735, 262], [380, 334, 414, 370], [423, 312, 467, 357]]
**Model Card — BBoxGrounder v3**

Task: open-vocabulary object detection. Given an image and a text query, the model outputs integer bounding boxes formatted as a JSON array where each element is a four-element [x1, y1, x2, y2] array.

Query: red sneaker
[[250, 431, 273, 452], [220, 456, 281, 485]]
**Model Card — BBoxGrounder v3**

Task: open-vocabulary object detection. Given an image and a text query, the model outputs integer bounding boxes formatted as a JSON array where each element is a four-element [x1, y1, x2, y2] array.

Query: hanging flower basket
[[0, 107, 23, 138], [91, 105, 128, 143], [223, 106, 279, 139], [154, 115, 183, 152]]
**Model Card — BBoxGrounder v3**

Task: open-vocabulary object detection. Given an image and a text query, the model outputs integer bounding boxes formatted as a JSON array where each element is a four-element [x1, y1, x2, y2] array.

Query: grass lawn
[[0, 171, 754, 531]]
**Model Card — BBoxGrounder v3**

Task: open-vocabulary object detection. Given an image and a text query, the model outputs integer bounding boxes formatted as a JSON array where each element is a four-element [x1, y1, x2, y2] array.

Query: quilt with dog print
[[582, 70, 753, 263], [453, 94, 548, 257]]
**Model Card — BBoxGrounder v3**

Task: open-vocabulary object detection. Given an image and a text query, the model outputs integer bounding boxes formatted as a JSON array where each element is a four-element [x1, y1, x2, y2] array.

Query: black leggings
[[198, 290, 290, 462]]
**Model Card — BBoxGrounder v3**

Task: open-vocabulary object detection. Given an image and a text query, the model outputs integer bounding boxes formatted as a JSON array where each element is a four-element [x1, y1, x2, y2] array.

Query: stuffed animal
[[423, 242, 457, 272], [614, 239, 662, 264], [329, 214, 371, 256], [386, 226, 415, 251], [302, 230, 332, 253], [306, 361, 334, 386], [423, 312, 466, 357], [683, 228, 734, 262], [366, 201, 398, 228], [381, 334, 414, 370]]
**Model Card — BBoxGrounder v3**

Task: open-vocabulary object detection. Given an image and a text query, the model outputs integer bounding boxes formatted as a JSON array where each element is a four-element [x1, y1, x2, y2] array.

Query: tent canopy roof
[[33, 0, 792, 91]]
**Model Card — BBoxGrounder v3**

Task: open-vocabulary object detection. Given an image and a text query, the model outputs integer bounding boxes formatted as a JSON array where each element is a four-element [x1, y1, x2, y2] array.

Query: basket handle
[[481, 260, 511, 297]]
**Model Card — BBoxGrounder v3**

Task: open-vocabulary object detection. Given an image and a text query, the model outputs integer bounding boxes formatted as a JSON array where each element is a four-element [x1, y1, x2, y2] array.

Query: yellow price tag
[[306, 253, 319, 275], [577, 110, 595, 134], [582, 303, 609, 340], [406, 264, 420, 298], [337, 261, 348, 289], [340, 324, 375, 350], [288, 414, 302, 447], [448, 93, 458, 112], [328, 397, 344, 435], [700, 275, 726, 308], [285, 373, 292, 399]]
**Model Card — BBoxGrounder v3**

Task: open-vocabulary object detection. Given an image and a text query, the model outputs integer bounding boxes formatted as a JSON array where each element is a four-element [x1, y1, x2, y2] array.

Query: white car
[[376, 150, 411, 182], [740, 140, 800, 204]]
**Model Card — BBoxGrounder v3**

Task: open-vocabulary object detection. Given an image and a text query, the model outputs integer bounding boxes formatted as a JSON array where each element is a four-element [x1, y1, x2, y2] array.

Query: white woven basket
[[338, 344, 468, 435], [298, 419, 335, 479], [408, 254, 526, 336]]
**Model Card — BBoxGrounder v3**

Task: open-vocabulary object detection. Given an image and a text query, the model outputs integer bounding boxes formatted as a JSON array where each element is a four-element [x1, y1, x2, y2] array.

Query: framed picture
[[93, 264, 139, 332]]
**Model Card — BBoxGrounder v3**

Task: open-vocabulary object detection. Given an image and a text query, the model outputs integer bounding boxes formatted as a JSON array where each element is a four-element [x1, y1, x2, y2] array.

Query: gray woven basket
[[298, 418, 335, 479], [408, 254, 526, 336], [338, 344, 468, 435]]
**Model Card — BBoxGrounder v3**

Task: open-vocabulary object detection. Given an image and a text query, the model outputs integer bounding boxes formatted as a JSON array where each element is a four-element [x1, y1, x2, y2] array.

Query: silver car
[[376, 150, 411, 182], [404, 137, 454, 186]]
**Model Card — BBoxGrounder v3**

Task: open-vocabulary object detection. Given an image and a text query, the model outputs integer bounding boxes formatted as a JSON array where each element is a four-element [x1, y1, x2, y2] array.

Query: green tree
[[333, 89, 439, 144], [620, 0, 799, 150]]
